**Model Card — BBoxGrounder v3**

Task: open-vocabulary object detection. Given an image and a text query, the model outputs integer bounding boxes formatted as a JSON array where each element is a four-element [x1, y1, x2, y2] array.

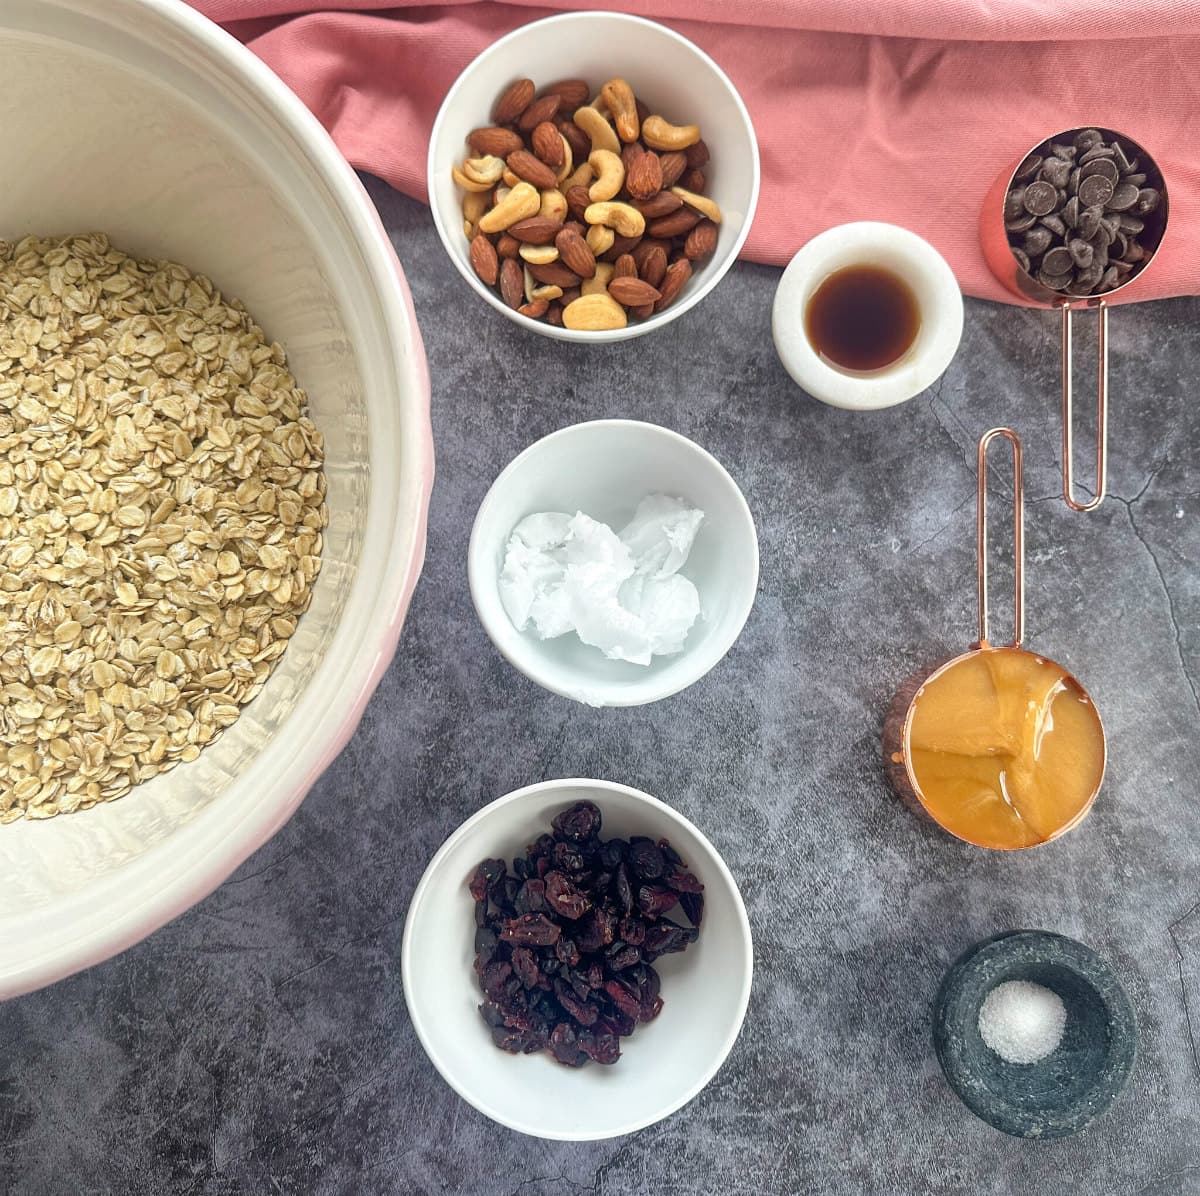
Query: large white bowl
[[402, 778, 754, 1140], [0, 0, 433, 998], [428, 11, 760, 342], [468, 420, 759, 706]]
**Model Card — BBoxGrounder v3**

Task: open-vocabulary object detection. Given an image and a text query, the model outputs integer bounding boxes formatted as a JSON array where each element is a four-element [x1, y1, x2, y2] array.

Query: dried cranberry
[[641, 995, 664, 1022], [627, 839, 665, 880], [550, 1022, 586, 1067], [604, 979, 643, 1023], [468, 858, 506, 901], [544, 871, 592, 920], [481, 961, 513, 1001], [608, 945, 641, 971], [554, 979, 599, 1026], [552, 800, 601, 843], [614, 864, 633, 915], [581, 1028, 621, 1065], [599, 838, 627, 869], [643, 921, 684, 954], [474, 927, 499, 967], [637, 885, 679, 918], [479, 1001, 505, 1028], [500, 913, 561, 947], [551, 841, 586, 874], [511, 947, 541, 989], [514, 878, 548, 915], [555, 936, 581, 967], [619, 916, 646, 946], [680, 891, 704, 927], [666, 868, 703, 894]]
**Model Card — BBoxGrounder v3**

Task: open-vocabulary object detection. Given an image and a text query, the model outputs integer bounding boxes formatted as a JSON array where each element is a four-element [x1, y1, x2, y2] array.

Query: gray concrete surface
[[3, 179, 1200, 1194]]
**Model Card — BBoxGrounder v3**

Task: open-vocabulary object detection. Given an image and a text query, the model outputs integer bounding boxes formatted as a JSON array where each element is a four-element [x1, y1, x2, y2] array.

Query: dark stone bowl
[[933, 930, 1137, 1138]]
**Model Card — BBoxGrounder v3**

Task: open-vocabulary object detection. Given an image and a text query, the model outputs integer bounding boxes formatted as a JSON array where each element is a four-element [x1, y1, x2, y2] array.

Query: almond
[[469, 234, 499, 285], [506, 150, 558, 190], [654, 258, 691, 312], [508, 216, 564, 244], [517, 93, 561, 132], [496, 234, 520, 259], [466, 126, 524, 158], [613, 254, 637, 280], [631, 191, 681, 219], [685, 220, 718, 260], [518, 299, 549, 319], [684, 139, 710, 169], [547, 304, 565, 326], [681, 168, 706, 193], [608, 276, 662, 307], [625, 151, 663, 200], [528, 261, 583, 288], [493, 78, 535, 124], [555, 227, 597, 279], [632, 238, 670, 273], [621, 142, 644, 173], [639, 245, 668, 288], [647, 208, 702, 238], [558, 120, 591, 165], [600, 234, 642, 263], [559, 287, 582, 307], [659, 151, 688, 188], [499, 257, 525, 309], [531, 121, 565, 167], [541, 79, 590, 110], [631, 302, 655, 321], [565, 184, 591, 223]]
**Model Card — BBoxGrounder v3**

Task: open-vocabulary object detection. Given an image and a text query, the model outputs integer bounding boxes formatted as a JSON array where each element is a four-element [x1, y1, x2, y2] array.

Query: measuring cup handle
[[976, 428, 1025, 649], [1061, 299, 1109, 512]]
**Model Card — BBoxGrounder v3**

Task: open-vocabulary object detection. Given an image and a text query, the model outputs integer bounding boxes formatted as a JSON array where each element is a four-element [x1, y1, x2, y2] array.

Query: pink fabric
[[193, 0, 1200, 303]]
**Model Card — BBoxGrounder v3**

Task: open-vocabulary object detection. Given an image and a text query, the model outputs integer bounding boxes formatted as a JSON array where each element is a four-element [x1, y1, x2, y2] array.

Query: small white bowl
[[468, 420, 758, 706], [771, 221, 963, 410], [401, 778, 754, 1140], [428, 11, 760, 342]]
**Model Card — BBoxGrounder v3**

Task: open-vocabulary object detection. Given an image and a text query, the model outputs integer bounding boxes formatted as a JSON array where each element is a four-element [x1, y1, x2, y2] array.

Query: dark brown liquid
[[805, 265, 921, 373]]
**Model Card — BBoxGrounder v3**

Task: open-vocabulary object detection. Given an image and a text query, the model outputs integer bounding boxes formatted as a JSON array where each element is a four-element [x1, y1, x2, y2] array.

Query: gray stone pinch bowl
[[933, 930, 1137, 1139]]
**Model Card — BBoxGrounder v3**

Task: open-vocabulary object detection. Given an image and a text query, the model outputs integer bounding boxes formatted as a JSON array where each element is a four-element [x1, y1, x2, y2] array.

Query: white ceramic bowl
[[428, 11, 760, 342], [468, 420, 758, 706], [402, 778, 754, 1140], [0, 0, 433, 998], [771, 221, 964, 410]]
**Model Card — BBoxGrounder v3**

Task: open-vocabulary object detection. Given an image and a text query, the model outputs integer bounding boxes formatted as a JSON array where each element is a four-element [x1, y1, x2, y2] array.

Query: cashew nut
[[502, 167, 522, 189], [452, 164, 494, 194], [670, 186, 722, 224], [519, 243, 559, 266], [555, 136, 574, 183], [581, 262, 615, 296], [587, 150, 625, 203], [562, 163, 594, 193], [584, 201, 646, 239], [530, 283, 564, 302], [478, 182, 540, 234], [642, 115, 701, 152], [523, 265, 537, 304], [462, 189, 489, 236], [539, 188, 568, 223], [462, 155, 505, 186], [600, 78, 639, 143], [573, 106, 620, 155], [563, 292, 627, 330], [492, 186, 511, 207], [586, 224, 615, 256]]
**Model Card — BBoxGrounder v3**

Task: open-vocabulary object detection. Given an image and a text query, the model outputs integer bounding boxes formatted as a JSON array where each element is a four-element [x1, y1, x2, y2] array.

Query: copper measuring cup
[[980, 127, 1169, 511], [883, 428, 1107, 849]]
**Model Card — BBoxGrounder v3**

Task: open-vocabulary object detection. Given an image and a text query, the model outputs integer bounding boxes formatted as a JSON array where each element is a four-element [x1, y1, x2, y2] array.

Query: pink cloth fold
[[193, 0, 1200, 303]]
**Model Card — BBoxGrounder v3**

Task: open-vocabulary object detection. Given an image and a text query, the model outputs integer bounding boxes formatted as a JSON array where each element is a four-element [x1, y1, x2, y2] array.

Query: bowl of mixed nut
[[402, 778, 753, 1139], [428, 11, 760, 340]]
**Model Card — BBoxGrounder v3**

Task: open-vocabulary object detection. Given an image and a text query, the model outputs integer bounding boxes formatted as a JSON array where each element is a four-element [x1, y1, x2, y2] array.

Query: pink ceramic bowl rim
[[1, 0, 434, 999]]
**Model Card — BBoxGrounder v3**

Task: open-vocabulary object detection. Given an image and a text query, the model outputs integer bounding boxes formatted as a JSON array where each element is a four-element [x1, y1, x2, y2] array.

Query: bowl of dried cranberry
[[427, 11, 760, 341], [401, 778, 753, 1140]]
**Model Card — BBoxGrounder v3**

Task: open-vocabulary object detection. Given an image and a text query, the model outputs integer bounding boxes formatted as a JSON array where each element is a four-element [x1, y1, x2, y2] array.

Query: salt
[[498, 495, 703, 666], [977, 979, 1067, 1064]]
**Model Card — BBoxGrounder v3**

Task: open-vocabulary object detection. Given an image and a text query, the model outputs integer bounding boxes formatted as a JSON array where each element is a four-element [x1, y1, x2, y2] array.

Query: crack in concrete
[[1169, 899, 1200, 1088]]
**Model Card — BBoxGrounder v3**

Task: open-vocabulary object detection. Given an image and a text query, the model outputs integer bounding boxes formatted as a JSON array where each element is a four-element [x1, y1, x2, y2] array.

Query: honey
[[905, 646, 1105, 849]]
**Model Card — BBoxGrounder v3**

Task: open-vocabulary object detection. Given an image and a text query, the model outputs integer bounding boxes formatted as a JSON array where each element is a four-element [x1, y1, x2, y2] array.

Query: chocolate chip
[[1063, 196, 1080, 228], [1073, 128, 1104, 153], [1122, 240, 1146, 264], [1099, 265, 1120, 291], [1013, 247, 1031, 274], [1078, 205, 1102, 239], [1080, 144, 1116, 165], [1118, 213, 1145, 234], [1037, 268, 1072, 291], [1111, 141, 1134, 173], [1107, 182, 1139, 212], [1081, 157, 1119, 184], [1068, 167, 1081, 196], [1040, 214, 1066, 237], [1004, 187, 1027, 221], [1078, 174, 1114, 207], [1124, 173, 1147, 187], [1022, 180, 1058, 216], [1043, 246, 1074, 275], [1068, 238, 1094, 268], [1005, 211, 1038, 233], [1024, 226, 1053, 257], [1041, 157, 1072, 188], [1135, 187, 1161, 214], [1014, 154, 1043, 181]]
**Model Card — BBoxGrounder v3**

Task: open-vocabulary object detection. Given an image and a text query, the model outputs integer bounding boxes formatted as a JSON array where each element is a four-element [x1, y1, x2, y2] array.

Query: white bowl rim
[[400, 776, 755, 1140], [0, 0, 434, 999], [467, 419, 760, 706], [426, 9, 761, 344]]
